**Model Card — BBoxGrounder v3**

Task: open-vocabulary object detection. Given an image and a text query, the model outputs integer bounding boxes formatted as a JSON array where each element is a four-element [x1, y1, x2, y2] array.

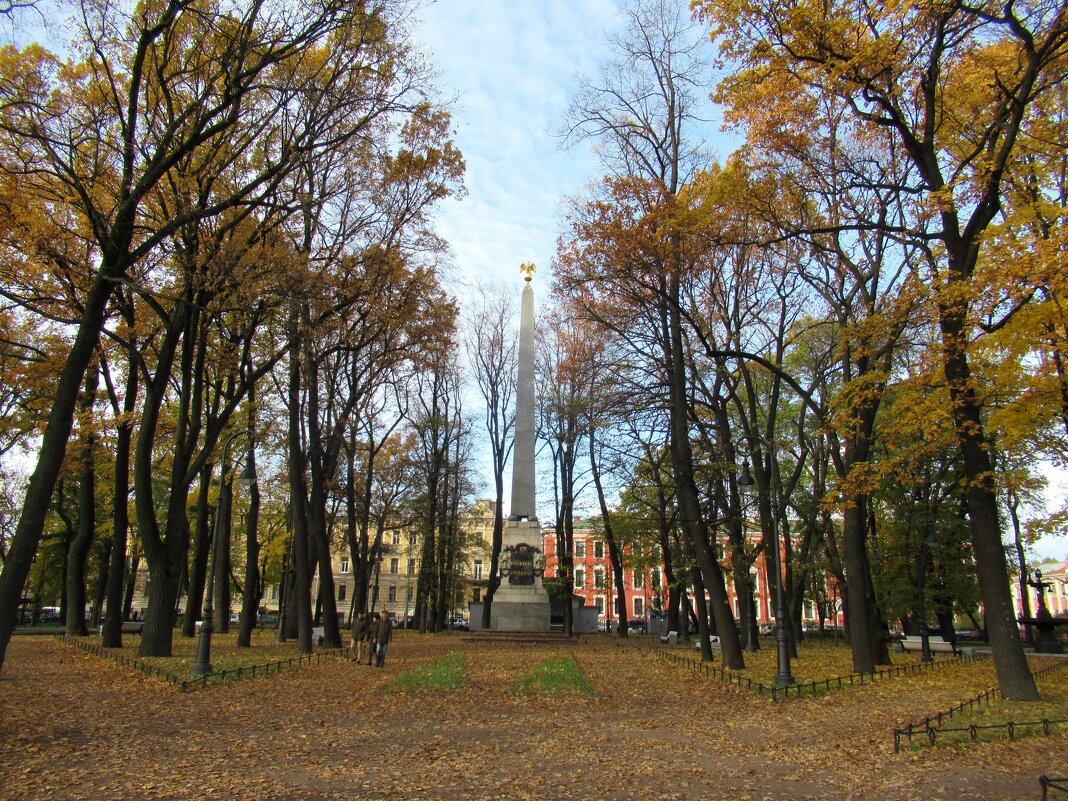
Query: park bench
[[97, 621, 144, 635], [898, 634, 956, 654]]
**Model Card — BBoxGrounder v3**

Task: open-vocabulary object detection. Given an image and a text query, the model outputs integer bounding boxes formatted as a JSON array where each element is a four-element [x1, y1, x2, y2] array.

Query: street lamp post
[[736, 437, 794, 686], [192, 431, 256, 676]]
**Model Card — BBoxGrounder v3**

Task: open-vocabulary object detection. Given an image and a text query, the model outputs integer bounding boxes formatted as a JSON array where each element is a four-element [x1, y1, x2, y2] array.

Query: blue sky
[[411, 0, 625, 293], [409, 2, 1066, 559]]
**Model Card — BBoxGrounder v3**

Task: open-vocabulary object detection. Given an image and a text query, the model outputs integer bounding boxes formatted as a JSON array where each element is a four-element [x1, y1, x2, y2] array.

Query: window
[[594, 541, 604, 559], [574, 568, 585, 589], [340, 558, 349, 574], [575, 540, 586, 559], [473, 587, 481, 603], [408, 532, 417, 545], [338, 584, 346, 601], [392, 530, 401, 546], [633, 569, 644, 590], [634, 596, 644, 617], [406, 587, 413, 602], [473, 560, 483, 580], [595, 596, 605, 615], [388, 586, 397, 602], [750, 569, 760, 594], [390, 557, 399, 575], [407, 558, 415, 575], [651, 570, 661, 590], [594, 568, 605, 590]]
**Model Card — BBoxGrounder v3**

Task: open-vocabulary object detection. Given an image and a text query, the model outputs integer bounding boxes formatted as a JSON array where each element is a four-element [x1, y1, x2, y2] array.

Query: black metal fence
[[1041, 776, 1068, 800], [56, 635, 345, 692], [653, 647, 983, 702], [893, 659, 1068, 752]]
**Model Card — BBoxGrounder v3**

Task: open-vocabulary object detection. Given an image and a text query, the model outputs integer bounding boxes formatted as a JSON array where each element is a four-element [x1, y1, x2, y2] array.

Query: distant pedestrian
[[350, 611, 368, 663], [366, 612, 379, 665], [375, 610, 393, 667]]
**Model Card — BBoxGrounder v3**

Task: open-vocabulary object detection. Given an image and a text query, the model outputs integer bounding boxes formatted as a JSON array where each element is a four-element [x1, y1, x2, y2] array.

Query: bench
[[899, 635, 956, 654], [97, 621, 144, 635]]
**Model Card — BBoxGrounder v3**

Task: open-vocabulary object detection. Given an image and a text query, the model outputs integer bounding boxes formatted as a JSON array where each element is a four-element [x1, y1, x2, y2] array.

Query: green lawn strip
[[384, 650, 466, 691], [508, 651, 594, 696]]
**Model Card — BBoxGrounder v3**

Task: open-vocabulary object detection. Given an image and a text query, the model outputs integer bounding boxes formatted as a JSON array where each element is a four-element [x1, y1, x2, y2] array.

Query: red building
[[542, 523, 840, 631]]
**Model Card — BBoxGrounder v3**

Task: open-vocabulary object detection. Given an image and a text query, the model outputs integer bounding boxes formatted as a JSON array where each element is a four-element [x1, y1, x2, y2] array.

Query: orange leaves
[[2, 634, 1065, 800]]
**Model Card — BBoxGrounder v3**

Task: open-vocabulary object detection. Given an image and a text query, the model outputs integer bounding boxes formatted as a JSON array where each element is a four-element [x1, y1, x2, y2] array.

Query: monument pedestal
[[490, 519, 549, 632]]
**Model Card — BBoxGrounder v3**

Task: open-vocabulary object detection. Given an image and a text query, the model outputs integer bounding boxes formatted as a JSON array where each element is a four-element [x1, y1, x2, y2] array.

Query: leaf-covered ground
[[0, 633, 1064, 800]]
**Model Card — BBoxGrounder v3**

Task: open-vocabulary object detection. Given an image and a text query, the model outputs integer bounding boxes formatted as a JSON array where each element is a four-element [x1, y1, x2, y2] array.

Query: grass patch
[[509, 652, 594, 696], [715, 639, 932, 686], [385, 650, 466, 691], [929, 662, 1068, 747]]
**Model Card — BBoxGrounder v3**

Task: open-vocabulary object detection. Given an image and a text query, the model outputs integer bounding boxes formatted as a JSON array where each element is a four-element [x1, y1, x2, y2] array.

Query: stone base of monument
[[489, 597, 551, 632], [488, 519, 551, 632]]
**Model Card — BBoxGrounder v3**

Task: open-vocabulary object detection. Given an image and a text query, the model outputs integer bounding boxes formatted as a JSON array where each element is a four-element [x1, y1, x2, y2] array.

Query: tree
[[695, 0, 1068, 700], [0, 0, 388, 670], [464, 284, 517, 629], [559, 0, 744, 668]]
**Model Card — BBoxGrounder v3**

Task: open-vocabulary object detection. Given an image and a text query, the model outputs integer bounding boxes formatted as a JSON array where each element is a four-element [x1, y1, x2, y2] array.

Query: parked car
[[448, 617, 469, 631]]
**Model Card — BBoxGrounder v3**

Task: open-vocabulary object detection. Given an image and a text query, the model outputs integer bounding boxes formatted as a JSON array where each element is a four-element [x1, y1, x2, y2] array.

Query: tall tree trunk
[[665, 274, 743, 668], [237, 472, 261, 648], [288, 302, 314, 655], [102, 335, 138, 648], [123, 549, 140, 621], [940, 303, 1038, 700], [590, 425, 627, 637], [0, 269, 117, 670], [182, 465, 214, 637], [213, 475, 233, 633], [66, 364, 100, 637]]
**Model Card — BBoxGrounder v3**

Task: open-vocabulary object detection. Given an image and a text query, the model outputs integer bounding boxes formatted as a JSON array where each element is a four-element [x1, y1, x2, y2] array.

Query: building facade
[[542, 522, 835, 631]]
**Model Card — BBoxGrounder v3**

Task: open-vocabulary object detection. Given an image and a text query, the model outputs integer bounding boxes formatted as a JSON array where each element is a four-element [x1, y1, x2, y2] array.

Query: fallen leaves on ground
[[0, 633, 1063, 800]]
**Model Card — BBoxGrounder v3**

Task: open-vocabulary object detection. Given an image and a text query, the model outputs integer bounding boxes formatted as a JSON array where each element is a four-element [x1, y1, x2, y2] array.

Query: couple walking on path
[[350, 610, 393, 667]]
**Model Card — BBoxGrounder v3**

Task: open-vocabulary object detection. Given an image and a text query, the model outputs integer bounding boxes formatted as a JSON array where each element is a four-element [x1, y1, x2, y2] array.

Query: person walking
[[375, 610, 393, 667], [365, 612, 379, 665], [350, 611, 368, 663]]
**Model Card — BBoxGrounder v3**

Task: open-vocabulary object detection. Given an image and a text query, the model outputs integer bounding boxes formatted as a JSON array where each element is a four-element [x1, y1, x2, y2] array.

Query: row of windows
[[573, 567, 658, 591], [585, 596, 647, 617], [337, 557, 418, 576], [336, 584, 417, 604]]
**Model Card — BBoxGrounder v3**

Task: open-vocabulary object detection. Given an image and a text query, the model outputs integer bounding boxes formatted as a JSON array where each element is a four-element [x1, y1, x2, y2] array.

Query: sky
[[407, 1, 1066, 561], [409, 0, 619, 295]]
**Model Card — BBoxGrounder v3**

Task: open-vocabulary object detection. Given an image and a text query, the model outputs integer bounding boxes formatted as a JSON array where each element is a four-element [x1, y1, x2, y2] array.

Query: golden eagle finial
[[519, 262, 536, 282]]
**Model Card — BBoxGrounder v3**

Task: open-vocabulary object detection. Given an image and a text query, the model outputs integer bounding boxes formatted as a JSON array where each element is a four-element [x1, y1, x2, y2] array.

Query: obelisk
[[490, 262, 550, 631], [509, 262, 537, 521]]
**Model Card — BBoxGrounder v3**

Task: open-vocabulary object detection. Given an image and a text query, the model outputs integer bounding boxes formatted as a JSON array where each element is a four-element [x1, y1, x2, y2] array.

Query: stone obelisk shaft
[[509, 280, 536, 520]]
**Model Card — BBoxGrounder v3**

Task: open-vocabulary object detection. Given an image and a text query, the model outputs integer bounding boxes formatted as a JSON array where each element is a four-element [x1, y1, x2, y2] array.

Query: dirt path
[[0, 635, 1063, 800]]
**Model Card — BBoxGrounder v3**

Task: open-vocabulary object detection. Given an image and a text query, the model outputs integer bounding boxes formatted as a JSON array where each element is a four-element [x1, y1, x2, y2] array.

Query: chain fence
[[1041, 775, 1068, 800], [653, 646, 983, 702], [893, 658, 1068, 752], [56, 634, 345, 692]]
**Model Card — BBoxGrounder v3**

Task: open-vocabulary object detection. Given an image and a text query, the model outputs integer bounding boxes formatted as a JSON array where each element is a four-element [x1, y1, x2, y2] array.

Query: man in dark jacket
[[375, 610, 393, 667], [350, 611, 368, 663], [365, 612, 379, 665]]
